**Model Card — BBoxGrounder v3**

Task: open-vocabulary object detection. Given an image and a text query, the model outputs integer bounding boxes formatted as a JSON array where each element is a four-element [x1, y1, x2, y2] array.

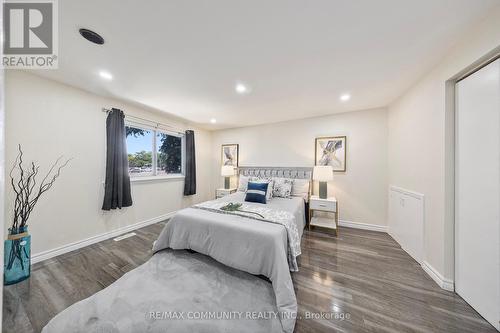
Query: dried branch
[[9, 149, 22, 230], [9, 145, 71, 232]]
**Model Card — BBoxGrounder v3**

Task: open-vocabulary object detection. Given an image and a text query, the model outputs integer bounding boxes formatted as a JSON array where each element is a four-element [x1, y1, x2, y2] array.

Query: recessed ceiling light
[[235, 83, 249, 94], [99, 71, 113, 80], [340, 94, 351, 102], [210, 118, 217, 124]]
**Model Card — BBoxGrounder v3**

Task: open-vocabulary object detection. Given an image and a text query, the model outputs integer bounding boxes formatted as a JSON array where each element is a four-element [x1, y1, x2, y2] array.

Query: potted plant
[[5, 145, 70, 285]]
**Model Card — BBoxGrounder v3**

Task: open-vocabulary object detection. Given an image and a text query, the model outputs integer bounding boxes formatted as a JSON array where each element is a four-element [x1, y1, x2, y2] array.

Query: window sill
[[130, 175, 185, 183]]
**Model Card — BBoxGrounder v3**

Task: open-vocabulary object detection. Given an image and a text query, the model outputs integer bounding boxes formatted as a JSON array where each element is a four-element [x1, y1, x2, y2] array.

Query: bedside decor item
[[237, 175, 251, 191], [272, 178, 293, 198], [221, 165, 236, 189], [245, 182, 269, 204], [220, 202, 264, 219], [315, 136, 346, 172], [5, 145, 70, 285], [250, 177, 274, 201], [313, 165, 333, 199], [291, 178, 310, 200], [221, 144, 239, 167], [221, 202, 242, 211]]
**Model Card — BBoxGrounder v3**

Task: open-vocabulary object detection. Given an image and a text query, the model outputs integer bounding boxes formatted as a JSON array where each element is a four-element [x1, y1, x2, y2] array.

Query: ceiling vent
[[79, 28, 104, 45]]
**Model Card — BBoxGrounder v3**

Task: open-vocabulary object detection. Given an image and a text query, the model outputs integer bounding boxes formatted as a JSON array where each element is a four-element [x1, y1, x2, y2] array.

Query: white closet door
[[456, 58, 500, 331]]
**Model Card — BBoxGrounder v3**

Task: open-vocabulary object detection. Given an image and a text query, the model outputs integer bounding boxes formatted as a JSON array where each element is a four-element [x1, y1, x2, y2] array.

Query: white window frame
[[125, 121, 185, 182]]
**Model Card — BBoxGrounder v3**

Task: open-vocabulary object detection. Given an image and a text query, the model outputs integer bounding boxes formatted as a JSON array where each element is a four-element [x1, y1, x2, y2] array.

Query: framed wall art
[[221, 144, 239, 167], [315, 136, 346, 172]]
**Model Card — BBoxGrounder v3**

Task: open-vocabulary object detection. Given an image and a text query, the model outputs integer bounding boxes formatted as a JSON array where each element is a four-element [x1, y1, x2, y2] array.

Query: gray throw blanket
[[193, 201, 301, 271], [42, 250, 283, 333]]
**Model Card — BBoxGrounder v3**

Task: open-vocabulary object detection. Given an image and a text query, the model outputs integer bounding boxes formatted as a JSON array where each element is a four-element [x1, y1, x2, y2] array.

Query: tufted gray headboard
[[238, 166, 312, 180], [238, 166, 313, 206], [238, 166, 313, 205]]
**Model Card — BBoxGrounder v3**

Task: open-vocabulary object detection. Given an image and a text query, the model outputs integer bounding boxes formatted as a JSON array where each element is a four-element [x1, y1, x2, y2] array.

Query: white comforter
[[152, 192, 306, 333]]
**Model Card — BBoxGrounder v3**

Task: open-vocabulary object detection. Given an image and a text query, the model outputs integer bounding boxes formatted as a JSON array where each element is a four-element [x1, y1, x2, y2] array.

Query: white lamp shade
[[221, 165, 236, 176], [313, 165, 333, 181]]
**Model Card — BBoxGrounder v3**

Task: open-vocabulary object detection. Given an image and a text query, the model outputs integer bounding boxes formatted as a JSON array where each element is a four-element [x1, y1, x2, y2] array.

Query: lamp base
[[224, 177, 230, 189], [319, 181, 327, 199]]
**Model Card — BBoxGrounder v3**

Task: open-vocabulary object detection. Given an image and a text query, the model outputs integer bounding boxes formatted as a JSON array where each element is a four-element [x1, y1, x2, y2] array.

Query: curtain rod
[[102, 108, 185, 135]]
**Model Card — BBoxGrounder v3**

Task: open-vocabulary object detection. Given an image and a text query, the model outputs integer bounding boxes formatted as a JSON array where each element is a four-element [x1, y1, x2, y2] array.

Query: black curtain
[[183, 130, 196, 195], [102, 108, 133, 210]]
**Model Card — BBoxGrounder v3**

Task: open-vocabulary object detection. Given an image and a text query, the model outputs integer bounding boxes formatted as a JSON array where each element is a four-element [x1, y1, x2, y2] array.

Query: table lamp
[[221, 165, 235, 189], [313, 165, 333, 199]]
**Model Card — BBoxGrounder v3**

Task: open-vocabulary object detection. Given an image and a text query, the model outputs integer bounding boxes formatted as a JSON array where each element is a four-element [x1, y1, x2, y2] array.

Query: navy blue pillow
[[245, 182, 269, 204]]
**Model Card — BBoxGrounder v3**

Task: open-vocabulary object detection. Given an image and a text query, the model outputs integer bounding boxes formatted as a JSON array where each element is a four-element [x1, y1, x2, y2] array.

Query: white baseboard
[[338, 219, 388, 233], [387, 230, 423, 265], [31, 211, 175, 264], [421, 261, 454, 291], [31, 214, 384, 263], [33, 213, 455, 293]]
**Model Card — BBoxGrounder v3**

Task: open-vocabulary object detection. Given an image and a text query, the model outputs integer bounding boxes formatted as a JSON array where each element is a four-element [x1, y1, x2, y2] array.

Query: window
[[125, 124, 184, 179], [156, 132, 182, 175]]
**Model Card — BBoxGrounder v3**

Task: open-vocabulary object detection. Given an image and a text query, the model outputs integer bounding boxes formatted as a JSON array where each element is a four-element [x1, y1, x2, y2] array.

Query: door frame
[[445, 49, 500, 329], [454, 56, 500, 283], [444, 47, 500, 290]]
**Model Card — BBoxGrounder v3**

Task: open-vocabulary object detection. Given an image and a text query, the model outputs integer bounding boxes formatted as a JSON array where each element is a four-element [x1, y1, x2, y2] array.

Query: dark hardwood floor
[[3, 223, 496, 333]]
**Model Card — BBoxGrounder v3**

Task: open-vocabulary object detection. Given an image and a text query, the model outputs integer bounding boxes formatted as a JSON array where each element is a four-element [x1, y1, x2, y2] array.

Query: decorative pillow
[[272, 178, 293, 198], [291, 179, 310, 201], [245, 182, 269, 204], [238, 175, 251, 192], [251, 177, 274, 201]]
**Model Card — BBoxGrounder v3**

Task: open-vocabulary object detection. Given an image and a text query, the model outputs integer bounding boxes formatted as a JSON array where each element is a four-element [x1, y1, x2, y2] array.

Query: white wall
[[211, 108, 388, 227], [388, 6, 500, 281], [5, 71, 212, 255]]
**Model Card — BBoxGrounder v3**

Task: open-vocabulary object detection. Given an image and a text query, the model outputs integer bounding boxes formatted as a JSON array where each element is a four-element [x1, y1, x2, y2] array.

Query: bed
[[153, 167, 311, 333]]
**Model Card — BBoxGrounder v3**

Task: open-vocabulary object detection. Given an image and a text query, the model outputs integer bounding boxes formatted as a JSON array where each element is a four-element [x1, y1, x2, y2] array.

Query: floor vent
[[113, 232, 137, 242]]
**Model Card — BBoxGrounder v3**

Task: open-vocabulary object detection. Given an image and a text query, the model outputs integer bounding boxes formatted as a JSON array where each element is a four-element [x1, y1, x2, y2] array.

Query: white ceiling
[[34, 0, 499, 129]]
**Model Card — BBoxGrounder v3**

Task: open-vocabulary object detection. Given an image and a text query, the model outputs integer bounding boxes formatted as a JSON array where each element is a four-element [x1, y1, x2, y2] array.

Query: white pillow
[[291, 179, 310, 200], [250, 177, 274, 201], [238, 175, 251, 192]]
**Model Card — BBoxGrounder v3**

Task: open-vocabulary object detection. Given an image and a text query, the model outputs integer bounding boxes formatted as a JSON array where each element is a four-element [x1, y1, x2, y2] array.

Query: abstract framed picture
[[315, 136, 346, 172], [221, 144, 239, 167]]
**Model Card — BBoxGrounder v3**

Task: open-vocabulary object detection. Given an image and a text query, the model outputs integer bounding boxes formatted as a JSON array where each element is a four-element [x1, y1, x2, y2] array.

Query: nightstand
[[308, 195, 338, 235], [215, 188, 237, 199]]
